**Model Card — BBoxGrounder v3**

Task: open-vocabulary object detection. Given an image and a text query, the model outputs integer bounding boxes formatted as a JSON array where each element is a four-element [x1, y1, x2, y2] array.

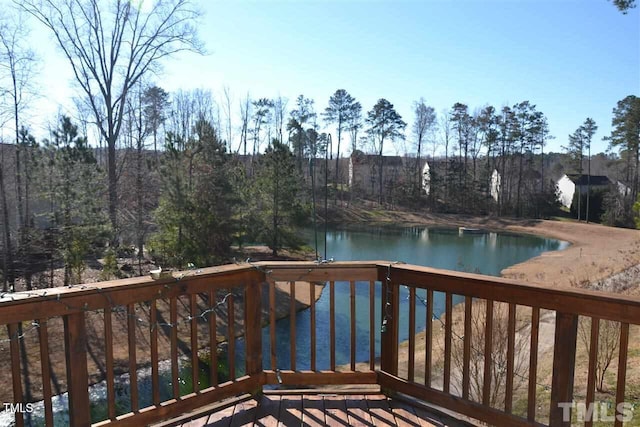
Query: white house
[[556, 174, 613, 209], [557, 174, 575, 208], [490, 169, 501, 202], [422, 161, 431, 195]]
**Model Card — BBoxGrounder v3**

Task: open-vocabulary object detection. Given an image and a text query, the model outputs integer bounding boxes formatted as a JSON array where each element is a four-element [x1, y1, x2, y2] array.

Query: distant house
[[421, 161, 431, 195], [490, 169, 501, 202], [348, 152, 404, 195], [348, 152, 430, 196], [617, 180, 632, 197], [556, 174, 612, 209]]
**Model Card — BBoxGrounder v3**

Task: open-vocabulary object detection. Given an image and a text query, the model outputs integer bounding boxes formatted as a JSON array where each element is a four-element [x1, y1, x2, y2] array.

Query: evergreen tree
[[323, 89, 359, 191], [41, 116, 108, 286], [289, 95, 317, 172], [365, 99, 406, 204], [142, 85, 170, 163], [605, 95, 640, 200], [152, 120, 237, 268], [254, 140, 309, 255]]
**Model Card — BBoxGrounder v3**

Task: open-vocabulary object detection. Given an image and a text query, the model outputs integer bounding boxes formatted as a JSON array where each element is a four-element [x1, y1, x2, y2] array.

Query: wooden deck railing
[[1, 261, 639, 426]]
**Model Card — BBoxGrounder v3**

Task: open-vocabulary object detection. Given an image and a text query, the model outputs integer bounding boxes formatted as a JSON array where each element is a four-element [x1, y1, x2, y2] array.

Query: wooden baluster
[[614, 323, 629, 427], [244, 280, 263, 377], [289, 281, 297, 371], [170, 297, 179, 398], [104, 308, 116, 419], [483, 300, 494, 406], [350, 281, 357, 372], [425, 289, 433, 388], [8, 323, 24, 427], [330, 281, 336, 371], [310, 281, 316, 371], [150, 300, 160, 405], [63, 312, 91, 426], [585, 317, 599, 427], [208, 290, 218, 387], [505, 303, 516, 414], [408, 287, 416, 382], [127, 303, 139, 411], [227, 293, 236, 380], [189, 294, 199, 393], [443, 293, 453, 394], [369, 281, 376, 371], [549, 312, 578, 427], [37, 320, 54, 426], [527, 307, 540, 422], [380, 279, 399, 376], [462, 296, 472, 399], [268, 281, 277, 371]]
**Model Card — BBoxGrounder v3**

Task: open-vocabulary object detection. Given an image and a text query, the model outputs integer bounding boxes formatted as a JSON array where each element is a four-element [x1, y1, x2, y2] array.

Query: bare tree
[[578, 317, 620, 392], [412, 98, 437, 194], [439, 109, 452, 203], [449, 301, 529, 408], [221, 85, 233, 147], [239, 93, 252, 155], [17, 0, 203, 246], [272, 95, 288, 145], [125, 83, 152, 275], [0, 11, 39, 291]]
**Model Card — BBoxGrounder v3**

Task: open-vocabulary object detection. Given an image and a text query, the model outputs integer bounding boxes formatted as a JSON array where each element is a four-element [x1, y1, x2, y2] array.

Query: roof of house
[[350, 152, 404, 167], [566, 174, 611, 186]]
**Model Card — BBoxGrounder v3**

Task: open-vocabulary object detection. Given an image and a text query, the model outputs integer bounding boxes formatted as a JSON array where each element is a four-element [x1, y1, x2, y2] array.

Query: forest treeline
[[1, 0, 639, 293], [1, 87, 639, 294]]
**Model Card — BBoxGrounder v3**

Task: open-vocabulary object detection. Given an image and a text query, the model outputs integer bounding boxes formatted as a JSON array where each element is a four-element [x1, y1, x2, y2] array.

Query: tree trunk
[[586, 145, 591, 223], [378, 137, 385, 205], [108, 136, 119, 248], [137, 134, 144, 276], [0, 160, 14, 292], [517, 145, 524, 217], [335, 124, 341, 206], [416, 134, 422, 197]]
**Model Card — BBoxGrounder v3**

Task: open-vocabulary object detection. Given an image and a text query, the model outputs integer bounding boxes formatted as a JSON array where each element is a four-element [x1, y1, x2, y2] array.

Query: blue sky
[[8, 0, 640, 155]]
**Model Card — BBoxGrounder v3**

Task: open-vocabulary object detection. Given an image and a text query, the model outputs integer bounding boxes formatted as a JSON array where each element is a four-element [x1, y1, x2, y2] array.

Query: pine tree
[[41, 116, 108, 286], [365, 99, 406, 205], [151, 120, 238, 268], [254, 140, 309, 255]]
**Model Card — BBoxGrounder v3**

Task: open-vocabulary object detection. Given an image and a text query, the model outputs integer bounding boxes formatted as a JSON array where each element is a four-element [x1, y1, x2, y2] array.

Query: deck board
[[301, 394, 325, 427], [165, 393, 467, 427], [322, 395, 349, 426], [346, 394, 375, 426], [366, 394, 397, 427], [254, 394, 280, 427]]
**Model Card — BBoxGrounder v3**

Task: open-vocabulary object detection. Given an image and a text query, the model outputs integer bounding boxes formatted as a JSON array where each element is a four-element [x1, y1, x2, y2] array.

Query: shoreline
[[324, 208, 640, 290]]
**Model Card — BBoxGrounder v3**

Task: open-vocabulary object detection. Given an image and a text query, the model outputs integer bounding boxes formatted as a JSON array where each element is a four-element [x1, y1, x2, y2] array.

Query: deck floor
[[172, 393, 468, 427]]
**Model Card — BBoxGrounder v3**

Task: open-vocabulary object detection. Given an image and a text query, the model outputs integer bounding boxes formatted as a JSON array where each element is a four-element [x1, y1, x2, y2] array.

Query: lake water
[[262, 226, 569, 371]]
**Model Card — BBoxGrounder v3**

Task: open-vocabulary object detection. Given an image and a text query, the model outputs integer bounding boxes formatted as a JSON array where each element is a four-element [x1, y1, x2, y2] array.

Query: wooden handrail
[[0, 261, 639, 427]]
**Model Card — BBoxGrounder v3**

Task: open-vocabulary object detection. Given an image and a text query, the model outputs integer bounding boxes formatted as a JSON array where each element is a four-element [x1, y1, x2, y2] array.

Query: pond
[[262, 225, 569, 371]]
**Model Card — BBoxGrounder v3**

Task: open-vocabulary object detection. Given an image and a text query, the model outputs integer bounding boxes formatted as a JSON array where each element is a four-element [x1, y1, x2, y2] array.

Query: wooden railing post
[[244, 278, 263, 379], [63, 312, 91, 427], [549, 312, 578, 427], [380, 275, 399, 376]]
